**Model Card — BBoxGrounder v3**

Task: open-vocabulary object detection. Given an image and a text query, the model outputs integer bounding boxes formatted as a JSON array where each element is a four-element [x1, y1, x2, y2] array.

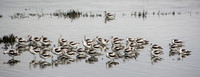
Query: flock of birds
[[1, 34, 192, 68]]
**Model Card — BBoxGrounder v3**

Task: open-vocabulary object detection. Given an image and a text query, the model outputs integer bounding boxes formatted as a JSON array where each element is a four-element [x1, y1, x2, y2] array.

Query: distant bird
[[58, 35, 68, 46], [150, 50, 164, 57], [111, 36, 123, 46], [111, 45, 124, 52], [15, 36, 27, 44], [87, 50, 100, 57], [29, 46, 40, 56], [69, 41, 79, 49], [126, 37, 135, 43], [150, 44, 163, 50], [96, 36, 109, 46], [172, 39, 184, 45], [51, 46, 63, 56], [66, 50, 76, 56], [169, 44, 181, 51], [105, 11, 115, 19], [92, 43, 102, 50], [82, 35, 94, 50], [4, 50, 20, 59], [27, 35, 34, 42], [124, 47, 135, 54], [179, 48, 191, 55], [106, 52, 118, 59], [39, 51, 51, 60], [40, 37, 51, 46], [111, 36, 123, 42], [135, 38, 149, 45], [27, 35, 41, 42], [77, 48, 87, 55]]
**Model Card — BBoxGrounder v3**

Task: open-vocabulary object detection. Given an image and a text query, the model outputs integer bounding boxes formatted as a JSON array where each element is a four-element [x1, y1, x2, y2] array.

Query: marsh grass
[[0, 15, 3, 18], [0, 34, 16, 45]]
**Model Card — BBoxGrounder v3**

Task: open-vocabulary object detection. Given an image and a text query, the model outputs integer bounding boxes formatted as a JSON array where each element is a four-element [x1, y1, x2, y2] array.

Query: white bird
[[15, 36, 27, 44], [126, 37, 135, 43], [4, 50, 20, 59], [135, 38, 149, 45], [96, 36, 109, 46], [111, 45, 124, 52], [40, 36, 51, 46], [151, 50, 164, 57], [51, 46, 63, 56], [69, 41, 79, 49], [179, 48, 191, 55], [82, 35, 94, 50], [58, 35, 68, 46], [169, 44, 181, 51], [77, 48, 87, 55], [105, 11, 115, 19], [172, 39, 184, 45], [124, 47, 135, 55], [29, 46, 40, 56], [39, 51, 51, 60], [150, 44, 163, 50], [106, 52, 118, 59]]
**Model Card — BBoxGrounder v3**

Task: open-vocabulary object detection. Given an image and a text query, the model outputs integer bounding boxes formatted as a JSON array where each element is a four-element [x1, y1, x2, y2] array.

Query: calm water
[[0, 0, 200, 77]]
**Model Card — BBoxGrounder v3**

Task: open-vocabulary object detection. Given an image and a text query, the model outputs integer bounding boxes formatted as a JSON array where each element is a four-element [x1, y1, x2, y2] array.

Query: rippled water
[[0, 0, 200, 77]]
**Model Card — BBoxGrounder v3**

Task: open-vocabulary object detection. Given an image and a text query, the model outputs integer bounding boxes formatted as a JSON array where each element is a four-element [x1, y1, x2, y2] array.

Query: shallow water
[[0, 0, 200, 77]]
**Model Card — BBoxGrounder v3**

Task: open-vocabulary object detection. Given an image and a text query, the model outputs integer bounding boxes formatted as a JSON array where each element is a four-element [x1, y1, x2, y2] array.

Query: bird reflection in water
[[104, 17, 115, 24], [3, 59, 20, 66], [123, 52, 139, 62], [151, 56, 163, 65], [39, 61, 51, 69], [85, 56, 98, 64], [76, 54, 88, 62], [29, 60, 40, 69], [106, 60, 119, 68], [52, 54, 75, 67], [169, 51, 191, 61], [177, 54, 190, 60], [29, 60, 51, 69]]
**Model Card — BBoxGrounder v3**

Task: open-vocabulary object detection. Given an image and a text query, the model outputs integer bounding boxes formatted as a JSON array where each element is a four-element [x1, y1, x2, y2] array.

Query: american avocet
[[150, 44, 163, 50], [150, 50, 164, 57], [83, 35, 94, 50], [40, 36, 51, 46], [77, 48, 87, 55], [96, 36, 109, 46], [29, 46, 40, 57], [172, 39, 184, 45], [124, 46, 135, 55], [136, 38, 149, 45], [58, 35, 68, 46], [105, 11, 115, 19], [39, 51, 51, 60], [51, 46, 62, 57], [111, 45, 124, 52], [15, 36, 27, 44], [106, 51, 118, 59], [69, 41, 79, 49], [4, 50, 20, 59], [169, 44, 181, 51], [179, 48, 191, 55], [91, 43, 102, 51]]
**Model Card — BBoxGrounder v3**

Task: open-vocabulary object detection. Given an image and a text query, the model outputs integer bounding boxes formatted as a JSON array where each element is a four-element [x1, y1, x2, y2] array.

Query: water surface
[[0, 0, 200, 77]]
